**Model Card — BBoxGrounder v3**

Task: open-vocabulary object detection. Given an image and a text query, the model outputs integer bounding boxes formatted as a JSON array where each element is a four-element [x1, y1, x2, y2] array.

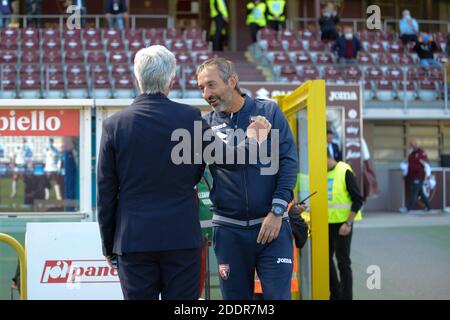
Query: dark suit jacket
[[329, 142, 342, 162], [97, 93, 206, 256]]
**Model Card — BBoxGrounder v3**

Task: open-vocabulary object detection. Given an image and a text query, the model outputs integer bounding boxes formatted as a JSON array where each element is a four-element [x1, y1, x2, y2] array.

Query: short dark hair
[[327, 129, 333, 135], [196, 58, 242, 93]]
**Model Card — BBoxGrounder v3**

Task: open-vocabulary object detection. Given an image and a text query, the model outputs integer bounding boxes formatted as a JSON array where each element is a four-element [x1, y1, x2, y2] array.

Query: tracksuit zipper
[[231, 111, 250, 226]]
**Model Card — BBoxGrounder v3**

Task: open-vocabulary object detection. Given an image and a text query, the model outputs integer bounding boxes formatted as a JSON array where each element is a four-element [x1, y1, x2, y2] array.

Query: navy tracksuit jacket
[[204, 94, 299, 299]]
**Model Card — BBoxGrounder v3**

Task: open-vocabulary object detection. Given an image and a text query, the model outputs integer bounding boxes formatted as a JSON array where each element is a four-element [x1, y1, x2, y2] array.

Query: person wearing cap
[[414, 33, 441, 68]]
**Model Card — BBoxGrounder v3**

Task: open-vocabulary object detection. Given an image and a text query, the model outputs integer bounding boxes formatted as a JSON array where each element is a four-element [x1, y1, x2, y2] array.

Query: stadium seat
[[65, 50, 84, 64], [279, 65, 297, 82], [63, 29, 81, 40], [363, 80, 374, 101], [257, 28, 277, 42], [85, 38, 103, 51], [41, 28, 60, 41], [396, 80, 417, 101], [168, 75, 183, 99], [364, 66, 384, 82], [427, 67, 444, 82], [144, 28, 165, 42], [42, 50, 62, 64], [43, 73, 65, 99], [20, 64, 39, 76], [284, 39, 303, 52], [109, 51, 129, 64], [103, 29, 122, 42], [125, 29, 144, 43], [272, 52, 291, 65], [377, 53, 396, 65], [89, 64, 108, 75], [386, 41, 403, 54], [1, 28, 19, 41], [418, 79, 438, 101], [280, 30, 297, 42], [315, 52, 333, 64], [66, 64, 86, 78], [86, 51, 108, 64], [64, 38, 83, 52], [266, 39, 284, 52], [190, 40, 210, 53], [21, 50, 39, 64], [375, 79, 396, 101], [146, 38, 166, 48], [0, 38, 18, 51], [91, 73, 113, 99], [112, 74, 136, 98], [298, 29, 316, 41], [165, 28, 184, 41], [83, 28, 101, 42], [105, 39, 126, 52], [185, 28, 205, 41], [0, 73, 17, 98], [128, 38, 145, 53], [175, 52, 194, 65], [21, 28, 39, 41], [66, 75, 88, 98], [22, 39, 39, 53], [194, 52, 215, 65], [386, 66, 404, 81], [379, 31, 395, 42], [297, 65, 320, 81], [323, 66, 341, 82], [0, 51, 18, 64], [171, 40, 189, 53], [435, 54, 448, 65], [397, 54, 414, 65], [184, 74, 202, 98], [19, 74, 42, 99], [407, 67, 426, 81], [367, 42, 385, 54], [357, 52, 374, 65], [343, 66, 362, 82], [307, 40, 325, 52], [293, 51, 312, 64], [111, 64, 130, 77], [357, 30, 377, 43]]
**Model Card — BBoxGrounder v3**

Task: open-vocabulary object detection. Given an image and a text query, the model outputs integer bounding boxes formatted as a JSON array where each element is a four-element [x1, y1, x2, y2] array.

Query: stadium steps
[[215, 51, 266, 82]]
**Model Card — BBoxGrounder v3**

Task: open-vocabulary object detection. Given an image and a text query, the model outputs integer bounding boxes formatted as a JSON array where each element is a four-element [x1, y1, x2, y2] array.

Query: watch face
[[274, 206, 283, 215]]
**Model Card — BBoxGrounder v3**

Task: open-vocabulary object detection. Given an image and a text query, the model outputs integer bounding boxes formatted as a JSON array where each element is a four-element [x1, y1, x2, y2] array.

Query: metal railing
[[7, 14, 174, 30], [0, 233, 26, 300], [289, 17, 450, 34]]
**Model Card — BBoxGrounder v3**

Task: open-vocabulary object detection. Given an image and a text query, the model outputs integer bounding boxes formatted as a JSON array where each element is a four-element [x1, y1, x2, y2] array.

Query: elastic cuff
[[272, 198, 288, 210]]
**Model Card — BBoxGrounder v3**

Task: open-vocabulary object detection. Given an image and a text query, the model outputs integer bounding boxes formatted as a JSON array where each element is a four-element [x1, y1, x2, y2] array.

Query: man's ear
[[134, 76, 142, 92], [228, 75, 237, 90]]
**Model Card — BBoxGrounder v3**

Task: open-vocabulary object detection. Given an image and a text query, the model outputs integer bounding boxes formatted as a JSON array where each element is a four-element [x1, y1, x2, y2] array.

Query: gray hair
[[196, 58, 241, 93], [133, 45, 176, 94]]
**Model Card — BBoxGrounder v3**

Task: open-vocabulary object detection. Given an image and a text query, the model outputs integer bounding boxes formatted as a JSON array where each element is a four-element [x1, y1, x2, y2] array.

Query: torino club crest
[[218, 264, 230, 280]]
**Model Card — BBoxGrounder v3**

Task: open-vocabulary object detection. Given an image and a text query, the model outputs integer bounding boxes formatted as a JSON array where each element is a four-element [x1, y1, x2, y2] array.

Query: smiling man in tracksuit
[[197, 58, 298, 300]]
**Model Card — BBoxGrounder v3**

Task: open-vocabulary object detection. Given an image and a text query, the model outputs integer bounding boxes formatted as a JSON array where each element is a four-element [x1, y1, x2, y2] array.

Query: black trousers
[[400, 34, 418, 45], [213, 16, 225, 51], [117, 248, 202, 300], [406, 179, 431, 210], [329, 223, 353, 300], [249, 23, 262, 43], [268, 20, 285, 32]]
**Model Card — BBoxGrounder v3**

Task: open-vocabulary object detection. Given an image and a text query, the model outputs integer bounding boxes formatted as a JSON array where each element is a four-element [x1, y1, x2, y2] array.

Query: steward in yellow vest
[[266, 0, 286, 31], [246, 0, 267, 43], [210, 0, 229, 51], [327, 149, 363, 300]]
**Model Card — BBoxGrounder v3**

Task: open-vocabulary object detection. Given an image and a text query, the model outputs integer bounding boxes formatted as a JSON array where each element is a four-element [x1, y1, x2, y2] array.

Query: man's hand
[[257, 212, 282, 244], [339, 223, 352, 236], [247, 115, 272, 144]]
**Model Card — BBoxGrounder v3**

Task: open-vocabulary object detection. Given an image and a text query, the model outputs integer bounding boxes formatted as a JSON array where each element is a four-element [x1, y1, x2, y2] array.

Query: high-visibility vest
[[254, 246, 299, 295], [246, 1, 267, 27], [327, 161, 362, 224], [266, 0, 286, 22], [210, 0, 229, 20]]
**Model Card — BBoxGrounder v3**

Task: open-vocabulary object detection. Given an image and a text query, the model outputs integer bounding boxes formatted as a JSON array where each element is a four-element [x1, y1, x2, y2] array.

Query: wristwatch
[[271, 204, 285, 216]]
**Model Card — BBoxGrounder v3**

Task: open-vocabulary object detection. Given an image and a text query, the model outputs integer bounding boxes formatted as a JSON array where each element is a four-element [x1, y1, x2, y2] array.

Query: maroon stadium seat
[[294, 51, 312, 64], [86, 51, 108, 64], [43, 73, 65, 99], [0, 51, 18, 64], [63, 29, 82, 40], [284, 39, 303, 52], [364, 66, 384, 81], [64, 38, 82, 52], [105, 39, 126, 51], [266, 39, 284, 52], [386, 66, 404, 81], [125, 29, 144, 43], [41, 28, 60, 41], [357, 52, 374, 65], [280, 30, 297, 42], [64, 50, 84, 64], [1, 28, 19, 41], [298, 65, 319, 81], [377, 53, 396, 65], [307, 40, 325, 52], [109, 51, 129, 64], [298, 29, 316, 41], [144, 28, 165, 41], [103, 29, 122, 42], [85, 38, 103, 51], [67, 75, 88, 98], [323, 66, 341, 82], [397, 80, 417, 101], [418, 79, 438, 101], [112, 74, 136, 98], [194, 52, 215, 65], [165, 28, 184, 41], [257, 28, 277, 42], [21, 28, 39, 41], [19, 73, 41, 98], [386, 41, 403, 54], [175, 52, 194, 65], [42, 50, 63, 64], [343, 66, 362, 81], [363, 80, 374, 100], [185, 28, 205, 41], [83, 28, 101, 42], [375, 78, 396, 101], [0, 72, 17, 98], [91, 73, 112, 98], [407, 66, 426, 81], [279, 65, 297, 81], [0, 38, 18, 51], [273, 52, 291, 65], [42, 38, 62, 52], [190, 40, 210, 52], [397, 54, 414, 65], [315, 52, 333, 64], [367, 42, 385, 54], [171, 40, 189, 53]]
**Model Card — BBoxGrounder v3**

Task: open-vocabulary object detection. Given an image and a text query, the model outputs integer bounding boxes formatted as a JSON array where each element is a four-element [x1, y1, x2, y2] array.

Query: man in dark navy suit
[[97, 45, 271, 300], [327, 129, 342, 162]]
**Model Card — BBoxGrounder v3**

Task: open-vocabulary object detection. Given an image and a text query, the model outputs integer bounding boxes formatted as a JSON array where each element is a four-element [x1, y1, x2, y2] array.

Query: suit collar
[[133, 93, 168, 104]]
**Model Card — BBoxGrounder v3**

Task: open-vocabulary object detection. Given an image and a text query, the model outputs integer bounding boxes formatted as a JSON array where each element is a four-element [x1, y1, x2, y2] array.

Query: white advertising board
[[26, 222, 123, 300]]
